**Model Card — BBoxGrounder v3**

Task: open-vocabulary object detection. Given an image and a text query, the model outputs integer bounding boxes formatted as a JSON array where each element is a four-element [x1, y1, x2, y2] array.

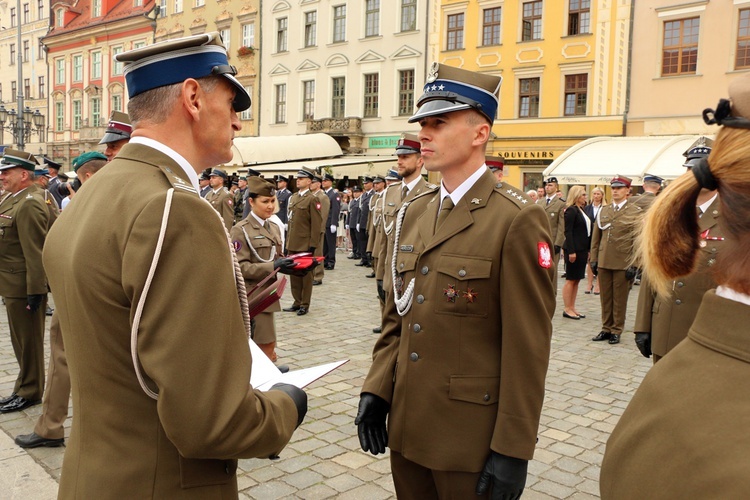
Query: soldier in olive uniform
[[41, 33, 307, 498], [32, 165, 60, 227], [365, 175, 386, 278], [230, 177, 290, 363], [310, 173, 329, 285], [356, 63, 555, 499], [633, 148, 724, 362], [538, 176, 565, 289], [591, 175, 642, 345], [0, 149, 49, 413], [631, 174, 662, 211], [284, 167, 323, 315], [99, 110, 132, 162], [233, 176, 248, 223], [487, 156, 505, 182], [205, 168, 234, 232]]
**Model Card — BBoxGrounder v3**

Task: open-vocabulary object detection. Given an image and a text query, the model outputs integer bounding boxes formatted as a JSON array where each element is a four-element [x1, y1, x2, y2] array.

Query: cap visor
[[395, 147, 419, 155], [99, 132, 129, 145], [225, 74, 251, 112], [408, 100, 472, 123]]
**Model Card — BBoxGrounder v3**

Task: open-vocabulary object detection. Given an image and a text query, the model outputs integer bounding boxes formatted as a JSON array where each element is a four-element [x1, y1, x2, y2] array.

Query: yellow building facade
[[433, 0, 631, 192]]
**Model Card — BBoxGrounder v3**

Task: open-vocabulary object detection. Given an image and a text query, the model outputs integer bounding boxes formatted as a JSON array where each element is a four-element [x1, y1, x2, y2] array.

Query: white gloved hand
[[356, 223, 361, 231], [330, 225, 337, 233]]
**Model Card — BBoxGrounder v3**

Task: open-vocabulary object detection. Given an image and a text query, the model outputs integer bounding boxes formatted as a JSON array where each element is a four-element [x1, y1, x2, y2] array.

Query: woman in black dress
[[562, 185, 592, 319]]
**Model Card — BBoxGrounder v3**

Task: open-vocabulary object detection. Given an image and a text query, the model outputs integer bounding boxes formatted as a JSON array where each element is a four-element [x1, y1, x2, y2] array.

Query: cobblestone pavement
[[0, 253, 650, 499]]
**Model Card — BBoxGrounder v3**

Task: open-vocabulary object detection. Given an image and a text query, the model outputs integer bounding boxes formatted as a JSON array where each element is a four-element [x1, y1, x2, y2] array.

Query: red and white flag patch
[[538, 242, 552, 268]]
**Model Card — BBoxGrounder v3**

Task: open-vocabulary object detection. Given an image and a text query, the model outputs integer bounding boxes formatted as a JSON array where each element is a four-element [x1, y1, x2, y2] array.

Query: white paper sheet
[[248, 339, 348, 391]]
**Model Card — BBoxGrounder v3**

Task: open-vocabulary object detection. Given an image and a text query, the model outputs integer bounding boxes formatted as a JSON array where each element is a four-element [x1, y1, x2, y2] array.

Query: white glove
[[330, 225, 337, 233], [345, 225, 349, 230], [284, 224, 288, 230], [356, 223, 361, 231]]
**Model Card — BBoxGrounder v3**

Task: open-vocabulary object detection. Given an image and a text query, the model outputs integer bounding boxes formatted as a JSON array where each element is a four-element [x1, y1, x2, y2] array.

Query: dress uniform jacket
[[367, 191, 383, 258], [43, 143, 299, 499], [205, 187, 235, 233], [323, 188, 341, 267], [600, 291, 750, 499], [276, 187, 291, 224], [230, 215, 284, 345], [590, 201, 642, 270], [631, 192, 656, 211], [41, 188, 60, 227], [0, 185, 49, 298], [0, 185, 49, 400], [539, 196, 566, 249], [287, 189, 324, 255], [634, 196, 726, 358], [363, 170, 555, 471]]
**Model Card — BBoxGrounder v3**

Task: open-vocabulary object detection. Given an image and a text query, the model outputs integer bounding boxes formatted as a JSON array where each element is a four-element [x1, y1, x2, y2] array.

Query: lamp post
[[0, 0, 45, 150]]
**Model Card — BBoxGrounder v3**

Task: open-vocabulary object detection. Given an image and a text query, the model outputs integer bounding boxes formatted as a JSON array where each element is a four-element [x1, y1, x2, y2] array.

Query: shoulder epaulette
[[160, 166, 198, 194], [494, 182, 533, 209]]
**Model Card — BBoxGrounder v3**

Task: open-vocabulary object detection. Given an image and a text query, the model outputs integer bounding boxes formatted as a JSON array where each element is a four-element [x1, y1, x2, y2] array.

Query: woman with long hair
[[600, 75, 750, 498], [584, 187, 606, 294], [561, 185, 591, 319]]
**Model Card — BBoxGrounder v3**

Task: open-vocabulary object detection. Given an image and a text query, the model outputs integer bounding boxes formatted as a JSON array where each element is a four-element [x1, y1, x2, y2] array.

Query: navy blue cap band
[[124, 47, 229, 98], [416, 79, 498, 123]]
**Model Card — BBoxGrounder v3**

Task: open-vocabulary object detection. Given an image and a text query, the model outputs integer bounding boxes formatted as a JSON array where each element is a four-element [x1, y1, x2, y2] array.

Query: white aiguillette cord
[[131, 189, 252, 400]]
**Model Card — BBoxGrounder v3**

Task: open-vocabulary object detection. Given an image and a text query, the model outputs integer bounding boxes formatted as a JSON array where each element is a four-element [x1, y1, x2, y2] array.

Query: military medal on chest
[[443, 284, 459, 303]]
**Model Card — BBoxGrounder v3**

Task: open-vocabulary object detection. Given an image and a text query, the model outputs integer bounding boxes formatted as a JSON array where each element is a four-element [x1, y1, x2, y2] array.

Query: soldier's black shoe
[[297, 307, 308, 316], [355, 262, 367, 267], [0, 393, 17, 405], [592, 331, 612, 341], [283, 305, 301, 312], [312, 280, 322, 286], [372, 326, 382, 334], [608, 334, 621, 345], [365, 273, 375, 278], [15, 432, 64, 449], [0, 395, 41, 413]]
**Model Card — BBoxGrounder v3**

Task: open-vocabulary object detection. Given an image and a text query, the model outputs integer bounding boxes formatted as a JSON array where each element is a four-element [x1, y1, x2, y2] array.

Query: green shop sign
[[368, 136, 401, 149]]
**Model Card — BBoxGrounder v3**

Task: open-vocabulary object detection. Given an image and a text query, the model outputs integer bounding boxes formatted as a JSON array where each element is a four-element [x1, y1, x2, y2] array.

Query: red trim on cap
[[486, 159, 504, 168], [108, 121, 133, 133], [398, 138, 420, 149]]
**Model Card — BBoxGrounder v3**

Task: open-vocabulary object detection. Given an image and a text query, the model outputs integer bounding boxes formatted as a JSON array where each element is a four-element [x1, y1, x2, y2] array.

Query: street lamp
[[0, 104, 44, 146]]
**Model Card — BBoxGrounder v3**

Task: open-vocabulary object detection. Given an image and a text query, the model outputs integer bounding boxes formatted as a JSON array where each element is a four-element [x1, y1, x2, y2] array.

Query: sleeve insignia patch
[[538, 242, 552, 268]]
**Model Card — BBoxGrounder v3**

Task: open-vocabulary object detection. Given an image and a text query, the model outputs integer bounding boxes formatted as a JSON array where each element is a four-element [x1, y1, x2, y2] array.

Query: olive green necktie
[[436, 196, 454, 230]]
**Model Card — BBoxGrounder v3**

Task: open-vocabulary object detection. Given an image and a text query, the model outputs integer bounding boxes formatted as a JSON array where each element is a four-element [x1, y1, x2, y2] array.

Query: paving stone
[[323, 473, 364, 492]]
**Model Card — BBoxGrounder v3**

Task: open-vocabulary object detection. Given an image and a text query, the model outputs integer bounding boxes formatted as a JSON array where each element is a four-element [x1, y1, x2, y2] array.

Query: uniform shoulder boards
[[160, 166, 198, 194], [494, 182, 532, 208], [425, 182, 439, 190]]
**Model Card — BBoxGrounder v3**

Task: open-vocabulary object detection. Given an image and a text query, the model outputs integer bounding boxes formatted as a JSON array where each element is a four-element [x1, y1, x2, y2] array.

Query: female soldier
[[600, 74, 750, 498]]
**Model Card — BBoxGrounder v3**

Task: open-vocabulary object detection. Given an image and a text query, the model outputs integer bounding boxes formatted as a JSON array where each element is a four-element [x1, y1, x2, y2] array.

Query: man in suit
[[348, 186, 362, 259], [356, 177, 374, 266], [591, 175, 642, 345], [538, 176, 566, 289], [355, 63, 555, 499], [198, 171, 211, 197], [0, 149, 49, 414], [284, 167, 323, 315], [99, 110, 133, 162], [205, 168, 235, 232], [275, 175, 292, 225], [41, 33, 306, 498], [15, 152, 107, 448], [43, 157, 65, 208], [309, 173, 329, 285], [322, 173, 341, 270]]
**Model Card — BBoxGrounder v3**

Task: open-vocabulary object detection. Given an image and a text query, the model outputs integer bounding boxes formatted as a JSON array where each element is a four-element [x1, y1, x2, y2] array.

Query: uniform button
[[416, 295, 424, 304], [458, 269, 466, 277], [421, 266, 429, 275], [410, 352, 419, 362], [675, 299, 682, 305], [399, 263, 404, 269], [483, 393, 490, 402], [413, 324, 421, 332], [677, 282, 684, 288]]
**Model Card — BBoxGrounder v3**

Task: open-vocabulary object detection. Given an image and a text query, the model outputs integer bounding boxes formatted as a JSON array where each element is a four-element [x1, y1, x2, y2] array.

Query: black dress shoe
[[354, 262, 366, 267], [312, 280, 322, 286], [592, 331, 612, 341], [372, 326, 382, 334], [608, 334, 621, 345], [0, 395, 41, 413], [45, 306, 54, 316], [562, 312, 580, 320], [0, 393, 17, 405], [15, 432, 64, 449], [282, 305, 300, 312], [297, 307, 307, 316], [365, 273, 375, 278], [324, 266, 334, 271]]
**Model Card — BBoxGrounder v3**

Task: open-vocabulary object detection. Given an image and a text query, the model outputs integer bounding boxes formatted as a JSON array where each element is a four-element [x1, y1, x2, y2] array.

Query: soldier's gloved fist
[[270, 383, 308, 428], [625, 266, 638, 281], [475, 452, 528, 500], [308, 247, 316, 254], [273, 258, 298, 275], [554, 245, 561, 254], [635, 332, 652, 358], [330, 225, 337, 233], [354, 393, 389, 455], [26, 294, 45, 313], [590, 262, 598, 276]]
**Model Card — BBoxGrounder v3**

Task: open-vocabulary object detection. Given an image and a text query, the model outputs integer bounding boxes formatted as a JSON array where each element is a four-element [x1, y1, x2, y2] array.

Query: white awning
[[226, 133, 343, 167], [543, 135, 714, 185]]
